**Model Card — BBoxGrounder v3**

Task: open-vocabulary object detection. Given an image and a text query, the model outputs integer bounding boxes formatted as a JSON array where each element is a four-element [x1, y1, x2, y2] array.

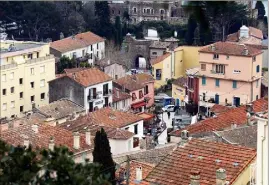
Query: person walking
[[167, 111, 171, 119]]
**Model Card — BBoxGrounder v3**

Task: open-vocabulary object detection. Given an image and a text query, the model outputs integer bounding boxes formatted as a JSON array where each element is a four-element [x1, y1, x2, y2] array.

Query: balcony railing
[[87, 95, 100, 101], [210, 70, 225, 75], [103, 89, 112, 96]]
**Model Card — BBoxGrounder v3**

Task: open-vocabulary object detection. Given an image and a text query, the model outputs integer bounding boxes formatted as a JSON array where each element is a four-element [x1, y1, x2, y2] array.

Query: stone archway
[[135, 55, 147, 69]]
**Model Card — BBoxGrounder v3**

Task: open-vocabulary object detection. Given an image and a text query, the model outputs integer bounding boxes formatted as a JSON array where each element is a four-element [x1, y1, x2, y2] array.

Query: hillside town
[[0, 1, 268, 185]]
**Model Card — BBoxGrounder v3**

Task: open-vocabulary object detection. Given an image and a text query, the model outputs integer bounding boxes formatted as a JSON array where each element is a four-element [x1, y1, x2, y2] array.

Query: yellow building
[[0, 40, 55, 119], [171, 77, 186, 106], [151, 46, 201, 88]]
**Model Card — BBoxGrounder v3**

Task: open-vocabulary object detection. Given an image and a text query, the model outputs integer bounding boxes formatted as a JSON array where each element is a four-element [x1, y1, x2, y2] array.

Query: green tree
[[93, 128, 116, 185], [185, 14, 197, 45], [255, 1, 266, 20], [115, 16, 123, 46], [94, 1, 114, 40], [57, 56, 77, 74]]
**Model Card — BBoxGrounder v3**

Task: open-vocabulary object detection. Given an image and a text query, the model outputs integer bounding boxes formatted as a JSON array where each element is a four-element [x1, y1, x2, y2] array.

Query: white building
[[112, 87, 131, 111], [49, 68, 113, 113], [50, 31, 105, 65]]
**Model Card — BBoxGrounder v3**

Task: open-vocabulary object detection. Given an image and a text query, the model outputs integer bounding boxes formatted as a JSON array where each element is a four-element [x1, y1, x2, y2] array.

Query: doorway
[[215, 94, 219, 104], [233, 97, 240, 107]]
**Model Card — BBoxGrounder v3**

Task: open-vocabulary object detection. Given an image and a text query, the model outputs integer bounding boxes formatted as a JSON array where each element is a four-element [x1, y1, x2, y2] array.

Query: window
[[90, 45, 93, 51], [147, 9, 150, 13], [2, 74, 6, 82], [31, 95, 35, 102], [10, 101, 15, 108], [37, 52, 39, 58], [143, 9, 146, 13], [202, 77, 206, 85], [41, 93, 45, 100], [82, 50, 85, 57], [10, 72, 14, 80], [201, 64, 206, 71], [30, 82, 34, 88], [72, 52, 77, 59], [123, 99, 126, 107], [20, 92, 23, 99], [125, 127, 129, 130], [90, 53, 93, 59], [256, 79, 259, 88], [97, 43, 99, 49], [28, 53, 33, 59], [97, 52, 99, 59], [40, 65, 45, 73], [151, 9, 154, 14], [139, 90, 143, 99], [134, 124, 138, 135], [253, 56, 256, 62], [226, 55, 229, 60], [213, 54, 219, 59], [133, 7, 137, 13], [40, 79, 45, 87], [144, 85, 149, 95], [215, 64, 225, 74], [115, 75, 118, 80], [2, 89, 6, 95], [30, 68, 34, 75], [156, 69, 162, 80], [152, 52, 157, 55], [256, 65, 260, 73], [160, 9, 164, 14], [10, 87, 14, 94], [103, 83, 109, 95], [132, 93, 137, 101], [20, 106, 24, 112], [215, 79, 220, 87], [19, 78, 23, 85], [2, 103, 7, 111], [118, 10, 121, 15], [233, 80, 237, 89], [256, 95, 259, 100]]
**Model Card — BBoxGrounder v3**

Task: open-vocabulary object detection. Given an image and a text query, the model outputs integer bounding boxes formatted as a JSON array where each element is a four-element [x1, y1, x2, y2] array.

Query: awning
[[131, 101, 146, 109], [138, 112, 154, 121]]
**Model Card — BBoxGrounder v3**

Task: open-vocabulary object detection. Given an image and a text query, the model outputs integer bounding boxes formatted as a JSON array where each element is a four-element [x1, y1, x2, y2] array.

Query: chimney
[[85, 128, 91, 145], [243, 46, 248, 56], [73, 132, 80, 149], [32, 124, 38, 133], [211, 44, 216, 51], [72, 73, 76, 79], [216, 168, 227, 185], [49, 137, 55, 151], [136, 166, 142, 181], [180, 130, 189, 145], [23, 135, 30, 149], [190, 169, 200, 185]]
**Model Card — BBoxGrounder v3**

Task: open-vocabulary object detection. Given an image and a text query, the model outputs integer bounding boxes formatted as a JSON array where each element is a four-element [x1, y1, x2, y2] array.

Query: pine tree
[[93, 128, 116, 185], [255, 1, 266, 20]]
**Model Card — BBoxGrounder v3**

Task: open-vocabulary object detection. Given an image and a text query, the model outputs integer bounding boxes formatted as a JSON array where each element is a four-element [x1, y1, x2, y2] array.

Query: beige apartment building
[[0, 40, 55, 119], [199, 42, 263, 107]]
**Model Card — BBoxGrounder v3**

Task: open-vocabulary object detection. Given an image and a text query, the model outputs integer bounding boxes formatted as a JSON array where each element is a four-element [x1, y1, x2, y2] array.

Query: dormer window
[[213, 54, 219, 60]]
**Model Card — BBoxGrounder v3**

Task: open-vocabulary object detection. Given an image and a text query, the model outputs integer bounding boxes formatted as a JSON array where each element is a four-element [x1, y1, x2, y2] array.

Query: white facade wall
[[83, 81, 113, 113], [113, 98, 131, 111], [121, 120, 144, 138], [104, 63, 127, 79], [158, 128, 168, 145], [62, 41, 105, 65], [109, 138, 133, 156]]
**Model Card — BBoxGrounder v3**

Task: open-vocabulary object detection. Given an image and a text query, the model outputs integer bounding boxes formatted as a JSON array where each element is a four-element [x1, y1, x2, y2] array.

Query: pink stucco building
[[199, 41, 263, 107], [114, 74, 155, 113]]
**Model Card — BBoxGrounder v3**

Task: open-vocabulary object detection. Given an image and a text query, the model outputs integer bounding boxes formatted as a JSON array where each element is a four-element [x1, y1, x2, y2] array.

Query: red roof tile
[[170, 98, 268, 136], [0, 124, 93, 154], [50, 31, 105, 53], [145, 138, 256, 185], [112, 88, 131, 103], [151, 52, 171, 65], [199, 41, 263, 57], [52, 68, 112, 87], [210, 104, 232, 114]]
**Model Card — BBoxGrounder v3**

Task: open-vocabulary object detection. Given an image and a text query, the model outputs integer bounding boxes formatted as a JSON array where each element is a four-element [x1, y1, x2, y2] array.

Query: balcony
[[87, 95, 100, 101], [103, 89, 112, 96], [208, 70, 225, 78]]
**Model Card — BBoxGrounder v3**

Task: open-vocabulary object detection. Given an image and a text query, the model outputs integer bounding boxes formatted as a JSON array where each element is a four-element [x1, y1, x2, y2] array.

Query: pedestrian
[[167, 111, 170, 119]]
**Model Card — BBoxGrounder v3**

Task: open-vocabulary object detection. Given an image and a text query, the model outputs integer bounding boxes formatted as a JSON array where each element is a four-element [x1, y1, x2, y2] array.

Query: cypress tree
[[93, 128, 116, 185], [115, 16, 123, 46], [255, 1, 266, 20]]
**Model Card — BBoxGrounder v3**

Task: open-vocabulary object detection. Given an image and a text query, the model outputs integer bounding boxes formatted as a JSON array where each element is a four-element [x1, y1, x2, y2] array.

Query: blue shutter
[[202, 77, 206, 85], [215, 79, 220, 87], [256, 65, 260, 73], [233, 80, 237, 88]]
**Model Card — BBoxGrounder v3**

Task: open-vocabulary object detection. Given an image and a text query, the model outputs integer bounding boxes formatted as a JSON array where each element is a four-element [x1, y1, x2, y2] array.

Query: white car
[[162, 105, 175, 112]]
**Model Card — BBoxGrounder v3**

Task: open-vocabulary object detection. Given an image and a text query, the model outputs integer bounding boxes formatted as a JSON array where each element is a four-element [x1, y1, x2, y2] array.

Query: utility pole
[[126, 155, 130, 185]]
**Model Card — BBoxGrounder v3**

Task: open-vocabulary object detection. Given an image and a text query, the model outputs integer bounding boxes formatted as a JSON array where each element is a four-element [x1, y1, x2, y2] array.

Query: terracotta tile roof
[[245, 43, 268, 50], [210, 104, 232, 114], [88, 107, 143, 128], [58, 116, 134, 140], [37, 99, 85, 120], [117, 160, 154, 185], [64, 68, 85, 74], [115, 74, 154, 91], [0, 124, 93, 153], [149, 41, 171, 49], [186, 67, 200, 76], [170, 98, 267, 136], [255, 110, 268, 119], [199, 41, 263, 57], [151, 52, 171, 65], [113, 88, 131, 103], [226, 27, 263, 42], [172, 77, 186, 88], [214, 125, 257, 149], [145, 138, 256, 185], [51, 68, 112, 87], [50, 31, 105, 53]]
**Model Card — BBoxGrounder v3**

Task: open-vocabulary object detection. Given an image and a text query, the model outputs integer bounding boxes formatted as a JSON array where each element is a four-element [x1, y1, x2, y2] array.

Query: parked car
[[162, 105, 175, 112]]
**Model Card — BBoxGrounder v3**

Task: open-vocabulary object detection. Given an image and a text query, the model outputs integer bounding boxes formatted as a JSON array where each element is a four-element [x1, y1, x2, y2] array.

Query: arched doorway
[[135, 55, 147, 69]]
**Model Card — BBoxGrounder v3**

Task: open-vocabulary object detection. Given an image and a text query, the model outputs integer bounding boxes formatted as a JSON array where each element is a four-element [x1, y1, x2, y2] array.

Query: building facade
[[50, 31, 105, 66], [0, 40, 55, 119], [199, 42, 263, 107], [49, 68, 113, 113], [112, 87, 131, 111], [104, 63, 127, 80]]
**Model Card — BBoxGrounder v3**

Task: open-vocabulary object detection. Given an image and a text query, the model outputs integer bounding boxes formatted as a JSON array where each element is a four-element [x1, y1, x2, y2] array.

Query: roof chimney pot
[[32, 124, 38, 133], [85, 128, 91, 145], [216, 168, 227, 185], [136, 166, 143, 181], [23, 135, 30, 149], [49, 137, 55, 151], [190, 169, 200, 185], [73, 132, 80, 149]]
